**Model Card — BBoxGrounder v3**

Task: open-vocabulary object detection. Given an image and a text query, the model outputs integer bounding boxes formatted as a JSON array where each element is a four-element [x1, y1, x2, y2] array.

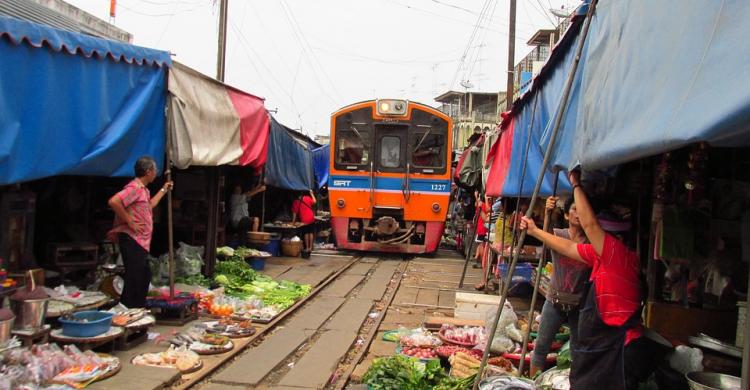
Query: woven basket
[[281, 240, 303, 257], [248, 231, 271, 241]]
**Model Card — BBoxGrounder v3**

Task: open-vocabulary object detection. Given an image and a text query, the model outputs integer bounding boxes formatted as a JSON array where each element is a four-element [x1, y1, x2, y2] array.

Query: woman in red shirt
[[520, 171, 645, 389], [292, 190, 317, 254]]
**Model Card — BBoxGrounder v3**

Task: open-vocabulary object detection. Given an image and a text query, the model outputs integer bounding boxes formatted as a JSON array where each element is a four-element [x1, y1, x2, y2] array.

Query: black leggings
[[119, 233, 151, 308]]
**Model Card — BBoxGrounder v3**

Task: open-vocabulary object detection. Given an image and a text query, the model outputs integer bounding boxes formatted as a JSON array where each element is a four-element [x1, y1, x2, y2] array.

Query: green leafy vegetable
[[175, 274, 211, 287], [434, 374, 476, 390], [556, 340, 571, 369], [217, 246, 235, 257], [362, 355, 448, 390]]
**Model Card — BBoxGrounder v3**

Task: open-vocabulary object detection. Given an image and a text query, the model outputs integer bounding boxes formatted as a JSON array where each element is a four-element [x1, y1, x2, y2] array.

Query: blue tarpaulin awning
[[265, 116, 314, 191], [514, 0, 750, 171], [0, 15, 171, 185], [312, 145, 329, 190]]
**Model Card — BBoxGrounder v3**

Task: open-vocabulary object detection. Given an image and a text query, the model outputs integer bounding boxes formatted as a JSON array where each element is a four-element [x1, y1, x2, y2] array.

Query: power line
[[228, 19, 302, 122], [117, 1, 208, 17], [278, 1, 341, 105], [280, 1, 343, 102], [465, 0, 500, 82], [450, 0, 494, 90], [427, 0, 475, 15]]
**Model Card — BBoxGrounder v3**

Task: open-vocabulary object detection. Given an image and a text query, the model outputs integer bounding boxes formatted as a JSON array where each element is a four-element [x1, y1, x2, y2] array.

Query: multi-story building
[[513, 17, 572, 99], [434, 91, 507, 152]]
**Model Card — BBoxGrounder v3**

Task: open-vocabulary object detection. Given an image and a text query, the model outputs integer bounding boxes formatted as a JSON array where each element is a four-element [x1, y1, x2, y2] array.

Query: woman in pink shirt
[[108, 156, 172, 308]]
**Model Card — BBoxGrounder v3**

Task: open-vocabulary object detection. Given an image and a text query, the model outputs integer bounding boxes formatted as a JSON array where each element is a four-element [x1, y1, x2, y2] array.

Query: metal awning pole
[[518, 174, 559, 375], [473, 1, 598, 386], [459, 207, 478, 288], [260, 167, 266, 232], [165, 101, 176, 299]]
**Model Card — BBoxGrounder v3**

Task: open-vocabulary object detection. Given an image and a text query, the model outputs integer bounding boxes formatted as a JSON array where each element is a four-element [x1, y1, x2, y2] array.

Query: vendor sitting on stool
[[292, 190, 317, 254], [229, 182, 266, 246], [520, 170, 665, 390]]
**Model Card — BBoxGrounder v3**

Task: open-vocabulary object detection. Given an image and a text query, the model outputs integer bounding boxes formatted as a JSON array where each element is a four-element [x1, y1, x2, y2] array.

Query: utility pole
[[216, 0, 228, 81], [206, 0, 229, 276], [505, 0, 517, 111]]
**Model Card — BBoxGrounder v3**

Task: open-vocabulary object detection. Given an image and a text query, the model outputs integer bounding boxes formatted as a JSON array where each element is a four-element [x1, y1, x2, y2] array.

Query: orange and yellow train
[[328, 99, 452, 254]]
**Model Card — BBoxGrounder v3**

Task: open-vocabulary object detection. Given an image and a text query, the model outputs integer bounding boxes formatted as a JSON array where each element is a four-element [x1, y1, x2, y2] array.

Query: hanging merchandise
[[457, 137, 484, 190]]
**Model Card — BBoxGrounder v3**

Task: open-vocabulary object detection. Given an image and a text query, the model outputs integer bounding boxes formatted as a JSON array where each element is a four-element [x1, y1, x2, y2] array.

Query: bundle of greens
[[175, 274, 211, 287], [212, 258, 311, 307], [213, 258, 258, 297], [262, 280, 312, 310], [363, 355, 446, 390]]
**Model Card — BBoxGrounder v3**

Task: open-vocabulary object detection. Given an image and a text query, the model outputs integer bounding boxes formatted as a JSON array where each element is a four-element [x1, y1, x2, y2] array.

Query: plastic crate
[[497, 262, 534, 285]]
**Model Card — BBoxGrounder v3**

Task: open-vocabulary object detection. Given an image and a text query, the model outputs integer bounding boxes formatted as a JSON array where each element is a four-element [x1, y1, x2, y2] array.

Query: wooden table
[[46, 297, 113, 319], [116, 315, 155, 351], [12, 324, 51, 347]]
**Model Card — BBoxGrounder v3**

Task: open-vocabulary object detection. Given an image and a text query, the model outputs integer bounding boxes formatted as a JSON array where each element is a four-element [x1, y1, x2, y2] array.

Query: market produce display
[[435, 345, 483, 360], [477, 376, 535, 390], [438, 324, 485, 347], [398, 328, 442, 347], [211, 258, 311, 321], [131, 346, 201, 373], [111, 308, 147, 327], [487, 356, 515, 374], [175, 274, 211, 287], [0, 344, 120, 389], [189, 336, 234, 355], [362, 355, 471, 390], [204, 319, 255, 338], [448, 351, 480, 378], [535, 367, 570, 390], [399, 345, 438, 360]]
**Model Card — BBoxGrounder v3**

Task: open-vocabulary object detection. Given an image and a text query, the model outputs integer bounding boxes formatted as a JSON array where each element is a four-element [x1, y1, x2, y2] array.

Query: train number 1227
[[431, 184, 447, 191]]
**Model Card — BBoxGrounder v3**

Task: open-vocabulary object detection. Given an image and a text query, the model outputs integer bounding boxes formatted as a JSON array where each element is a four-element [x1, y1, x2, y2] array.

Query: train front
[[328, 99, 452, 254]]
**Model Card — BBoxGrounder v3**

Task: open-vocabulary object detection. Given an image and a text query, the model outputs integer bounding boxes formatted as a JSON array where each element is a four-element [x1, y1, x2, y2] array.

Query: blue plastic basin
[[59, 310, 113, 338], [248, 257, 266, 270]]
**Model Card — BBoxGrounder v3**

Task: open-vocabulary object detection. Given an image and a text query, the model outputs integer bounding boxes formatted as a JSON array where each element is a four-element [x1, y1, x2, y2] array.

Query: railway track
[[186, 254, 408, 390], [170, 254, 362, 390]]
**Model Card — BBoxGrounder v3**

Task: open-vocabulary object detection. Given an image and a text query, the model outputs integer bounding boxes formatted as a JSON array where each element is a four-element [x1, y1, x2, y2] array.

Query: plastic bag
[[149, 255, 169, 286], [175, 242, 204, 277], [668, 345, 703, 374], [485, 301, 522, 354]]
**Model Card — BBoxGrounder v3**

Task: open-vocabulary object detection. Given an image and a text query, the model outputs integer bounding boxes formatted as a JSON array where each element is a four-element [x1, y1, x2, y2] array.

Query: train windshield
[[336, 127, 370, 166], [380, 136, 401, 168], [410, 131, 445, 168]]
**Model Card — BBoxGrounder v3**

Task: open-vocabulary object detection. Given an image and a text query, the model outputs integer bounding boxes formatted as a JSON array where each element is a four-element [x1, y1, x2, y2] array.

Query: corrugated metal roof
[[0, 0, 99, 37], [0, 14, 171, 67]]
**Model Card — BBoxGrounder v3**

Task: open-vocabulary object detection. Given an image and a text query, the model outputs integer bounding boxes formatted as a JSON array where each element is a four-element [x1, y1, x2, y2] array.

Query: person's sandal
[[474, 282, 485, 291]]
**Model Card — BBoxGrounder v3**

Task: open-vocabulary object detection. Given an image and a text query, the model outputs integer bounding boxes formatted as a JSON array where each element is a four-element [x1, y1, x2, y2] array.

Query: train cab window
[[336, 129, 370, 165], [410, 132, 445, 169], [380, 136, 401, 168]]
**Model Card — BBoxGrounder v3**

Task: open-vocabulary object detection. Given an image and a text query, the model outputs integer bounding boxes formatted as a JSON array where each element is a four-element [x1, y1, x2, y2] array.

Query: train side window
[[410, 132, 444, 168], [380, 136, 401, 168], [336, 130, 369, 165]]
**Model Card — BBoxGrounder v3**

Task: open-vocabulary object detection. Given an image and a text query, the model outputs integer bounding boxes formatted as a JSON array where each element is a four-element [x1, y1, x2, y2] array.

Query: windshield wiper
[[351, 126, 364, 140], [413, 129, 431, 153]]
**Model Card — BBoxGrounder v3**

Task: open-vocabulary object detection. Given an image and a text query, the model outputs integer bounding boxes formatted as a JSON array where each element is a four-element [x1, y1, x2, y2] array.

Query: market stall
[[359, 295, 571, 389]]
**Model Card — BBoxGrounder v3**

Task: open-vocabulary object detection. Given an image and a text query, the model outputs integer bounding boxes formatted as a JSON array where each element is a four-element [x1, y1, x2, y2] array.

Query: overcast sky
[[65, 0, 575, 136]]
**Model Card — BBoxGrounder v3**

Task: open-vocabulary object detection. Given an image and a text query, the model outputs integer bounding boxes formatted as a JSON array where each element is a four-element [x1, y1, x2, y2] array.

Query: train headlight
[[337, 199, 345, 208], [376, 99, 408, 116], [432, 203, 441, 212]]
